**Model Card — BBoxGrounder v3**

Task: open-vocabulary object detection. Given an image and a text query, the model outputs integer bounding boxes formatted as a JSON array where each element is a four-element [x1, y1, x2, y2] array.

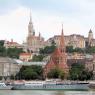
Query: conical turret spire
[[60, 24, 65, 52]]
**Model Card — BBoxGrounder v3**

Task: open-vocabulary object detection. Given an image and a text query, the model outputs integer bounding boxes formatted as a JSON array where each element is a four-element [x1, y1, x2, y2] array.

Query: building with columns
[[0, 57, 21, 79]]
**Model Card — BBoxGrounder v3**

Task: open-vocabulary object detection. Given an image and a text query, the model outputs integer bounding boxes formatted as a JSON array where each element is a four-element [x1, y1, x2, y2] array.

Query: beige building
[[47, 29, 95, 49], [0, 57, 21, 78], [4, 39, 23, 49], [19, 53, 32, 62]]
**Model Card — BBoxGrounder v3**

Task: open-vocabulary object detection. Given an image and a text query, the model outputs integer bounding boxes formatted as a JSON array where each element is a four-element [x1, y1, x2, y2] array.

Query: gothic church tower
[[27, 11, 35, 46]]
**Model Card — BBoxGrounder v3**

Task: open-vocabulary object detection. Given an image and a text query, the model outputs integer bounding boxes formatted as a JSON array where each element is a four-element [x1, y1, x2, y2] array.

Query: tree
[[16, 65, 43, 80], [79, 70, 93, 80], [0, 46, 6, 56], [66, 46, 74, 53], [66, 46, 84, 53], [74, 48, 84, 53], [0, 40, 5, 46], [59, 70, 65, 80], [39, 40, 56, 55], [32, 55, 44, 62], [85, 46, 95, 54], [22, 68, 38, 80], [69, 63, 93, 80], [47, 68, 60, 78], [47, 68, 65, 79], [69, 63, 85, 80], [7, 48, 24, 58]]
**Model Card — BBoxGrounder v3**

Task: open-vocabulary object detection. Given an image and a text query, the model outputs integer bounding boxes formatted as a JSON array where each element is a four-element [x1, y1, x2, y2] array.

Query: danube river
[[0, 90, 95, 95]]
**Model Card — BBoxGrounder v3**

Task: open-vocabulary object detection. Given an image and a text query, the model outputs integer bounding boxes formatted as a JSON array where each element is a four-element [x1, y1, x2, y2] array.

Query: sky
[[0, 0, 95, 43]]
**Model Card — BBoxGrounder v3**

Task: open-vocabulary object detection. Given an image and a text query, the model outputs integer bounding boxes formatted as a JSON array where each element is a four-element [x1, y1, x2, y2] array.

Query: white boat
[[88, 81, 95, 89], [12, 80, 89, 90], [12, 80, 44, 90], [0, 82, 12, 90]]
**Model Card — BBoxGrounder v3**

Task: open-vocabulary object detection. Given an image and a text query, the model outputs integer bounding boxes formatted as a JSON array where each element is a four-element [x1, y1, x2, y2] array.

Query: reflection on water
[[0, 90, 95, 95]]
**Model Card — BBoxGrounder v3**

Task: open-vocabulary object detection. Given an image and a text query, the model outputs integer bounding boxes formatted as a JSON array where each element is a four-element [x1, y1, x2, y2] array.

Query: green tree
[[47, 68, 64, 79], [66, 46, 74, 53], [85, 46, 95, 54], [7, 48, 24, 58], [0, 46, 6, 56], [74, 48, 84, 53], [0, 40, 7, 57], [32, 55, 44, 62], [0, 40, 4, 46], [39, 40, 56, 55], [59, 70, 65, 80], [47, 68, 60, 78], [22, 68, 38, 80], [69, 63, 93, 80], [16, 65, 43, 80], [66, 46, 84, 53], [79, 70, 93, 80]]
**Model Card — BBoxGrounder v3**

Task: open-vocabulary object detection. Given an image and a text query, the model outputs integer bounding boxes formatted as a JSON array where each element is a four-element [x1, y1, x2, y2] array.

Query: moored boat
[[12, 80, 89, 90], [0, 82, 12, 90], [88, 81, 95, 89]]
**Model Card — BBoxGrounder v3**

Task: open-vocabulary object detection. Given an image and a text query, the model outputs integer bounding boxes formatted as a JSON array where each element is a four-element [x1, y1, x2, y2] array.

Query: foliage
[[0, 40, 7, 56], [0, 76, 2, 80], [7, 48, 24, 59], [59, 71, 65, 80], [0, 40, 24, 58], [47, 68, 65, 80], [22, 68, 38, 79], [0, 40, 4, 46], [16, 65, 43, 80], [32, 55, 44, 62], [0, 46, 6, 56], [69, 63, 93, 80], [78, 70, 93, 80], [85, 46, 95, 54], [66, 46, 95, 54], [39, 45, 56, 55], [66, 46, 74, 53], [39, 40, 56, 55], [74, 48, 84, 53], [66, 46, 84, 53]]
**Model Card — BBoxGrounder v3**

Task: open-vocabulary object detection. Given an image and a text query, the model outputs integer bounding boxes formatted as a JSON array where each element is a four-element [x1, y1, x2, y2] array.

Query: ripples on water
[[0, 90, 95, 95]]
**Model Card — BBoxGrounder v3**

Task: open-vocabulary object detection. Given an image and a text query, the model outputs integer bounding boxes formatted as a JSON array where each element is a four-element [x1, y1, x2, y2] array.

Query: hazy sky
[[0, 0, 95, 43]]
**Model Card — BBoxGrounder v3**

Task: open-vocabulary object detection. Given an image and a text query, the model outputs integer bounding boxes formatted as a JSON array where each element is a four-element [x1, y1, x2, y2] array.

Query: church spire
[[60, 24, 65, 52], [28, 10, 35, 36], [29, 10, 32, 24]]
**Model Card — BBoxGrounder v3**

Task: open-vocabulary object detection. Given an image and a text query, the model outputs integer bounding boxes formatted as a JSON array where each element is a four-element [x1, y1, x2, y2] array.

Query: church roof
[[51, 48, 62, 57]]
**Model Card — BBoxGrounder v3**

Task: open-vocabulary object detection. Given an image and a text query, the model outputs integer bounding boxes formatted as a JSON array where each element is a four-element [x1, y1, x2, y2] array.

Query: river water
[[0, 90, 95, 95]]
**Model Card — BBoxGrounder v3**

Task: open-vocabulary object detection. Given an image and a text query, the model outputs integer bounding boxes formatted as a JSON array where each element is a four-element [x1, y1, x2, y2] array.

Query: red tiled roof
[[20, 53, 31, 56]]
